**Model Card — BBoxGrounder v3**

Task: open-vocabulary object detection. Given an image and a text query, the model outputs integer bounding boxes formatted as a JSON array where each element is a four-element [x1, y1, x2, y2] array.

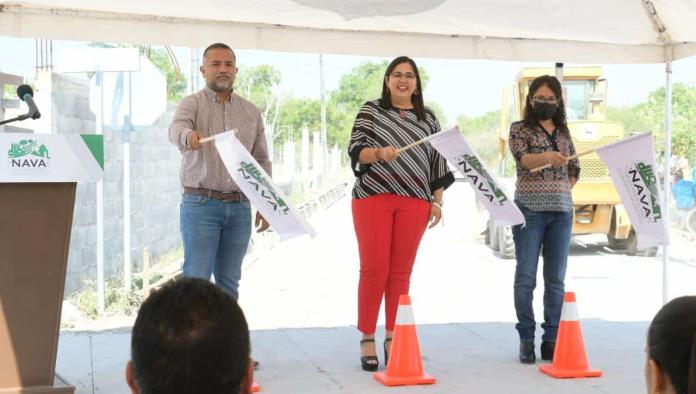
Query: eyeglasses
[[389, 72, 417, 80], [532, 95, 558, 105]]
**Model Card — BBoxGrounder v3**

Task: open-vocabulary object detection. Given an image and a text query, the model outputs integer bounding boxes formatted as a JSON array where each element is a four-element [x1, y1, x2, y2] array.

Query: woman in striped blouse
[[348, 56, 454, 371]]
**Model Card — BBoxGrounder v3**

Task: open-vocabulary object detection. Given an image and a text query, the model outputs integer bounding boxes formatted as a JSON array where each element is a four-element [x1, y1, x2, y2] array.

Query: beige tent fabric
[[1, 0, 695, 62]]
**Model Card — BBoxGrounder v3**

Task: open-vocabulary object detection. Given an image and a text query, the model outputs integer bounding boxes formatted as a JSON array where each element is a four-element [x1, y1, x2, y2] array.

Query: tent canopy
[[1, 0, 696, 63], [0, 0, 683, 303]]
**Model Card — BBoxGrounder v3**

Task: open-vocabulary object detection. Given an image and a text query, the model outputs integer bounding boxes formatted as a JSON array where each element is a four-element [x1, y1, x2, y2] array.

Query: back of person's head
[[646, 295, 696, 394], [127, 278, 252, 394]]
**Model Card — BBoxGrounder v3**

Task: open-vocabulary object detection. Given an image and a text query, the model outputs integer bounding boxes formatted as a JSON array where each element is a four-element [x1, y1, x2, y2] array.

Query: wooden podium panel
[[0, 183, 77, 394]]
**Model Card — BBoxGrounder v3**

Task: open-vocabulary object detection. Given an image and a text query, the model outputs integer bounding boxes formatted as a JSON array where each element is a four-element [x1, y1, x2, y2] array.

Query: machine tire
[[607, 233, 630, 250], [686, 208, 696, 234], [484, 219, 492, 245], [488, 219, 499, 251], [626, 229, 659, 257], [607, 211, 630, 250], [495, 225, 516, 259]]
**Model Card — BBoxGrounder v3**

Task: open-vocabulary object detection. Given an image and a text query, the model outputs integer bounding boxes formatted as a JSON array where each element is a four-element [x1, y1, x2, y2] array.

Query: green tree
[[327, 60, 437, 150], [235, 65, 283, 139], [145, 48, 187, 102], [457, 110, 502, 167], [607, 83, 696, 160], [426, 101, 448, 129], [3, 84, 18, 100], [327, 61, 387, 150], [275, 98, 322, 143], [644, 83, 696, 159], [235, 65, 282, 114], [606, 105, 652, 136]]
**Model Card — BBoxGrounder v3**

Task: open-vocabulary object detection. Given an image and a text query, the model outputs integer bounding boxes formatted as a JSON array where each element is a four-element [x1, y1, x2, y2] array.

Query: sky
[[3, 36, 696, 126]]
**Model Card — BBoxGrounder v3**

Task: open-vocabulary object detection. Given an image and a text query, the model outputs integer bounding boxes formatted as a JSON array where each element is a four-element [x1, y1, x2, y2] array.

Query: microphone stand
[[0, 113, 31, 126]]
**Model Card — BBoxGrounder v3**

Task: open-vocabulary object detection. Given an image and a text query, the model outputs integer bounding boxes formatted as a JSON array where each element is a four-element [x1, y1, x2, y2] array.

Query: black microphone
[[16, 84, 41, 120]]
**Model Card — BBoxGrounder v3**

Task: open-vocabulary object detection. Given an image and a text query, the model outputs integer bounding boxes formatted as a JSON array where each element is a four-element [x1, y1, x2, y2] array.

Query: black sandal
[[384, 337, 393, 366], [360, 338, 379, 371]]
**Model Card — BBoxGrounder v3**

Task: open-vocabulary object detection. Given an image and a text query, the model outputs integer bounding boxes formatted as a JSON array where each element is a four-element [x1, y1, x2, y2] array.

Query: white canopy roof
[[1, 0, 696, 63]]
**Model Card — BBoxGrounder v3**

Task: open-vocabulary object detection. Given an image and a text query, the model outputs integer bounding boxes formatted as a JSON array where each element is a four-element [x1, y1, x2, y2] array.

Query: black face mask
[[533, 102, 557, 120]]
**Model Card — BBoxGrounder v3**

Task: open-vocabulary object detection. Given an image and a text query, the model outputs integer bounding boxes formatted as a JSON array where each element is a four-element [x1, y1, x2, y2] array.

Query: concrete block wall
[[46, 73, 333, 296], [49, 73, 183, 295]]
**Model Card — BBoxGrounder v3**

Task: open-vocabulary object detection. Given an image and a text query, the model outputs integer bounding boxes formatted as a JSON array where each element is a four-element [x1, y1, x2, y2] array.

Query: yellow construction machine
[[487, 66, 657, 258]]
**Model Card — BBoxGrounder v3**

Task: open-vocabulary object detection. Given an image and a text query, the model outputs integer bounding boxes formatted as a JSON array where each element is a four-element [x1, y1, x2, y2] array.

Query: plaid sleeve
[[168, 95, 197, 152]]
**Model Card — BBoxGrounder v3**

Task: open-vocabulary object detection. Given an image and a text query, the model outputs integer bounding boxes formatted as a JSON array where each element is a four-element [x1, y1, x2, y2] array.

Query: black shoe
[[360, 339, 378, 372], [519, 341, 536, 364], [541, 340, 556, 361], [383, 337, 393, 366]]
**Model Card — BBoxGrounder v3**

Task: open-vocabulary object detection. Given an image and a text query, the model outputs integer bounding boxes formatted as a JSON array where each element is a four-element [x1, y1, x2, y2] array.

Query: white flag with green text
[[428, 127, 524, 226], [213, 130, 317, 240], [596, 132, 669, 248]]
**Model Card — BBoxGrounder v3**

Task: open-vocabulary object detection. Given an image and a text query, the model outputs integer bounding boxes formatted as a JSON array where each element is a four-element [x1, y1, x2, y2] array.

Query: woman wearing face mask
[[348, 56, 454, 371], [508, 75, 580, 364], [645, 295, 696, 394]]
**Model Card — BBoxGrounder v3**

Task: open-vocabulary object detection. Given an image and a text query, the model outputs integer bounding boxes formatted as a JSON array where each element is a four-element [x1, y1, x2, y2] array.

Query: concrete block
[[80, 248, 93, 270]]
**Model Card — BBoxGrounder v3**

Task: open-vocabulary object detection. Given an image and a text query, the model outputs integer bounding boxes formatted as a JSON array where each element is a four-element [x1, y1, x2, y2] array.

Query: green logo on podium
[[8, 139, 51, 168]]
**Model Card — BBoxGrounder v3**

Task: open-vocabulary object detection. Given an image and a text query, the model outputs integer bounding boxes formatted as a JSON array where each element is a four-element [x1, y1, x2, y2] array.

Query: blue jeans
[[512, 204, 572, 342], [180, 193, 252, 300]]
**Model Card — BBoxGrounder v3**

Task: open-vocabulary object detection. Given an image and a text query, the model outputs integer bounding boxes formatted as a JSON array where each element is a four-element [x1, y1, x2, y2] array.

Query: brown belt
[[183, 187, 247, 202]]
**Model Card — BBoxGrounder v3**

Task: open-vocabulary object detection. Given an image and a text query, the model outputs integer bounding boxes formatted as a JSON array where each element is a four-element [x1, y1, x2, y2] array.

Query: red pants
[[352, 194, 431, 334]]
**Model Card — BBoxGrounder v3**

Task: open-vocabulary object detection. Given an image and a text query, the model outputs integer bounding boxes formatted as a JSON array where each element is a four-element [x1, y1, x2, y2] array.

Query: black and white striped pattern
[[348, 100, 454, 202]]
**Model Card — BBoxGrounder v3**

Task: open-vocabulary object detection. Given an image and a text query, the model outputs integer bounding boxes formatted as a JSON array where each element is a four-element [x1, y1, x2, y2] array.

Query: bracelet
[[432, 202, 443, 210], [375, 147, 383, 162]]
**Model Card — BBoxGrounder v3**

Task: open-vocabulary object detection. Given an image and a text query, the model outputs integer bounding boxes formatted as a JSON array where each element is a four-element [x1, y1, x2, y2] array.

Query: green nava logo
[[627, 162, 662, 222], [8, 139, 51, 169], [456, 154, 508, 206], [238, 161, 290, 214]]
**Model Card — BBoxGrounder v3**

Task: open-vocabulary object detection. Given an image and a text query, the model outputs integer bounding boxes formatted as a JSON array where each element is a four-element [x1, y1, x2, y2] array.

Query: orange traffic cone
[[374, 294, 436, 386], [539, 292, 602, 378], [251, 381, 260, 392]]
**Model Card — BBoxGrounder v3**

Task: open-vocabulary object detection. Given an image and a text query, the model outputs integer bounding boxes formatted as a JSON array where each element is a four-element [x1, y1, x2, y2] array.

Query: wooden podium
[[0, 134, 103, 394]]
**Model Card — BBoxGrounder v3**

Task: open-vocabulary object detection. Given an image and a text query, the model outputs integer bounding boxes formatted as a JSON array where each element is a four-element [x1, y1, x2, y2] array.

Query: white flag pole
[[199, 130, 238, 144], [662, 47, 673, 305], [530, 148, 596, 173], [396, 132, 443, 153]]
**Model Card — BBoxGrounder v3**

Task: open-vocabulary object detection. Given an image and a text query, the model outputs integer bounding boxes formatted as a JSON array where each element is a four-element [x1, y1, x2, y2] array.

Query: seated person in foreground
[[126, 277, 254, 394]]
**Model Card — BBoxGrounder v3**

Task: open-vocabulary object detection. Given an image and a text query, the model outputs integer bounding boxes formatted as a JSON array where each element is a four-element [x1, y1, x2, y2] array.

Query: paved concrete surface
[[57, 320, 649, 394], [55, 181, 696, 393]]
